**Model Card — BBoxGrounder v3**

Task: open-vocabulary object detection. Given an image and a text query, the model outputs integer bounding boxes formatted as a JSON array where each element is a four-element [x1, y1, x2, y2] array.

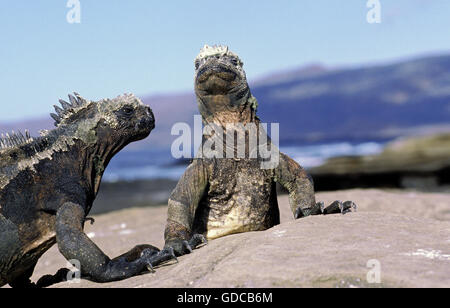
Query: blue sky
[[0, 0, 449, 121]]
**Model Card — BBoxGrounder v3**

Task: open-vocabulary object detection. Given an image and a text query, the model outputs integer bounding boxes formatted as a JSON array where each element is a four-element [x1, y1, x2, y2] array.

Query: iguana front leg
[[275, 152, 356, 219], [164, 160, 209, 256], [56, 202, 174, 283]]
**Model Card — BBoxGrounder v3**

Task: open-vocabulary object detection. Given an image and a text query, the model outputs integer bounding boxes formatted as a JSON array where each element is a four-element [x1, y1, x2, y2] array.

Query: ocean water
[[281, 142, 384, 168], [103, 141, 384, 182]]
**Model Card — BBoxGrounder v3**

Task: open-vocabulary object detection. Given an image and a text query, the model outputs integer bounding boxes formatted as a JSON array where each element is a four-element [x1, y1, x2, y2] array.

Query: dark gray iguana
[[0, 93, 175, 288], [164, 45, 357, 256]]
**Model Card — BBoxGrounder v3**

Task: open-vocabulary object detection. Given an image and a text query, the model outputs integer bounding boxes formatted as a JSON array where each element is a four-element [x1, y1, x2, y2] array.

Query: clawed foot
[[165, 234, 208, 257], [323, 200, 357, 215], [84, 217, 95, 225], [36, 268, 71, 288], [140, 247, 178, 273], [295, 200, 357, 218]]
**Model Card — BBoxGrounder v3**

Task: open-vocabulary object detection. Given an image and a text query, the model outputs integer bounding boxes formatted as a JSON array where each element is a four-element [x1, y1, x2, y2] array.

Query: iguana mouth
[[196, 65, 239, 95], [131, 106, 155, 141], [197, 65, 237, 81]]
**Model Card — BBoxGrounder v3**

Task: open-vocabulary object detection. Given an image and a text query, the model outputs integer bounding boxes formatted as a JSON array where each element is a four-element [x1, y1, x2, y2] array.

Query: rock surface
[[311, 133, 450, 175], [309, 134, 450, 190], [18, 190, 450, 288]]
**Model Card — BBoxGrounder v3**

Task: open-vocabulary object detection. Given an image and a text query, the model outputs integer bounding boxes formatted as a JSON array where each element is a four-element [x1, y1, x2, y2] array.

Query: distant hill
[[2, 54, 450, 149], [253, 54, 450, 144], [0, 118, 51, 138]]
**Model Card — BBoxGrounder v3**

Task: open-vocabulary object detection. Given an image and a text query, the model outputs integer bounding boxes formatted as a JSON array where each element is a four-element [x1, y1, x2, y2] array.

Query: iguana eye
[[230, 58, 239, 66], [121, 106, 134, 116], [195, 60, 200, 70]]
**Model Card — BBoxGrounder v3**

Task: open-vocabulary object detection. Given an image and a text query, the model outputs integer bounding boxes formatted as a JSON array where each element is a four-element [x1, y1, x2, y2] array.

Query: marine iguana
[[164, 45, 357, 256], [0, 93, 175, 288]]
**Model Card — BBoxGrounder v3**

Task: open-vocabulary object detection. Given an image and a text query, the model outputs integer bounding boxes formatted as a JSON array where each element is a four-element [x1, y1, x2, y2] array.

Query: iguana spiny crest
[[0, 130, 33, 151]]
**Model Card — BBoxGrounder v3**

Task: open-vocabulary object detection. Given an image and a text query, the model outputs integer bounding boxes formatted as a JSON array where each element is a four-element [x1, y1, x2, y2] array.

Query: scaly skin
[[164, 45, 356, 256], [0, 93, 175, 288]]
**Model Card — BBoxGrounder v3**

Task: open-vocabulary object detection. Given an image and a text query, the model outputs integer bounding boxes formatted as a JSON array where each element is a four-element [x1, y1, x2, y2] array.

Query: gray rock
[[16, 189, 448, 288], [312, 133, 450, 175]]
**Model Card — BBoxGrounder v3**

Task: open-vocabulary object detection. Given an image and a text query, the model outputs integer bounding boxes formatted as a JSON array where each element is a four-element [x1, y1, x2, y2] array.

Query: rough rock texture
[[311, 133, 450, 175], [310, 134, 450, 190], [14, 189, 450, 288]]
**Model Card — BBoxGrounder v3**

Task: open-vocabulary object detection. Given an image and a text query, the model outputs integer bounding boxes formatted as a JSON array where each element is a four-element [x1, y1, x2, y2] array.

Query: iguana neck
[[197, 92, 266, 159], [83, 137, 128, 198], [197, 92, 257, 127]]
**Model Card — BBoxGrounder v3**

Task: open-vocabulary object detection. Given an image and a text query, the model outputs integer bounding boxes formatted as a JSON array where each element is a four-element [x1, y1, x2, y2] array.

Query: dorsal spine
[[0, 130, 33, 150]]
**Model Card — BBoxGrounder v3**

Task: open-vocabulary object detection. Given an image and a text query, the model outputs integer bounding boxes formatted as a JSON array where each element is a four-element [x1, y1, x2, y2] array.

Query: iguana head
[[51, 92, 155, 148], [194, 45, 258, 125]]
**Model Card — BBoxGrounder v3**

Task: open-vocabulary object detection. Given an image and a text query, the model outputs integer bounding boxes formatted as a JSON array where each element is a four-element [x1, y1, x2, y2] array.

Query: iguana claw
[[165, 234, 208, 257], [182, 241, 193, 253], [164, 247, 179, 264], [84, 217, 95, 225], [295, 201, 324, 218], [323, 200, 357, 215], [141, 247, 178, 272], [146, 263, 155, 273], [342, 201, 357, 214], [296, 200, 357, 218], [189, 234, 208, 248]]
